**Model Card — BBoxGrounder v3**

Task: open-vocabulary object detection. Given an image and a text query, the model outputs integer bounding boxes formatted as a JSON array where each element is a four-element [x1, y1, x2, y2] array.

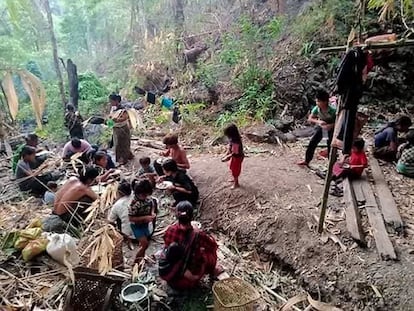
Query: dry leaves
[[2, 72, 19, 120], [81, 225, 122, 275]]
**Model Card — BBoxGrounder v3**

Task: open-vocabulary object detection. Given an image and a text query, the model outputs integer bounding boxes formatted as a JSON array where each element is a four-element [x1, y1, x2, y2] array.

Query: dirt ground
[[180, 142, 414, 311]]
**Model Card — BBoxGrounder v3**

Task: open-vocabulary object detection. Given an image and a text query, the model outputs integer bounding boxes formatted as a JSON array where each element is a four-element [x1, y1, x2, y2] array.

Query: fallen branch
[[260, 284, 303, 311]]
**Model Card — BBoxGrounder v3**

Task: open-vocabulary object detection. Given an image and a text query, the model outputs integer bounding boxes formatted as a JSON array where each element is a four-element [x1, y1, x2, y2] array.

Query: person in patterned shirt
[[129, 179, 156, 263], [162, 201, 220, 290], [397, 130, 414, 178]]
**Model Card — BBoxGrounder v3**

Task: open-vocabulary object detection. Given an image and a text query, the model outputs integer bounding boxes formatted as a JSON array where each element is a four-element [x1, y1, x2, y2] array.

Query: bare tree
[[43, 0, 66, 106]]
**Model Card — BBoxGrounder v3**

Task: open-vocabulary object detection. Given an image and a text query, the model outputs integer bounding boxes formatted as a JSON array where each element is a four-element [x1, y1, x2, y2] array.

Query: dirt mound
[[190, 149, 414, 310]]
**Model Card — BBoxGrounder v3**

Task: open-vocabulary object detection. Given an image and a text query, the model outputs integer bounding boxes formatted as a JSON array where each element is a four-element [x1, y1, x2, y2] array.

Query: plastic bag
[[19, 228, 42, 239], [14, 237, 29, 250], [22, 238, 48, 262], [27, 218, 43, 229], [46, 233, 79, 266]]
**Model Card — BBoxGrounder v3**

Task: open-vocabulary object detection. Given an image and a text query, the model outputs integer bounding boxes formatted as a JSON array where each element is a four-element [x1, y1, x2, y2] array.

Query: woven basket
[[64, 267, 125, 311], [213, 277, 261, 311]]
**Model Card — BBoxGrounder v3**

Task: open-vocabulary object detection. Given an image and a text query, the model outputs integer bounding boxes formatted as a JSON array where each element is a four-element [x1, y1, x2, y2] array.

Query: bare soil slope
[[188, 147, 414, 311]]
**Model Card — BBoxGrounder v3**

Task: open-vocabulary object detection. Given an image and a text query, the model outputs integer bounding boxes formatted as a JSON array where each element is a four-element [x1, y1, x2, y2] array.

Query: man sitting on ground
[[62, 138, 92, 160], [12, 133, 46, 174], [15, 146, 59, 196], [52, 166, 99, 228]]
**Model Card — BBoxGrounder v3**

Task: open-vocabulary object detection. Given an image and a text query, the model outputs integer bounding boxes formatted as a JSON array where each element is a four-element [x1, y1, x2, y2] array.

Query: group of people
[[297, 88, 414, 196]]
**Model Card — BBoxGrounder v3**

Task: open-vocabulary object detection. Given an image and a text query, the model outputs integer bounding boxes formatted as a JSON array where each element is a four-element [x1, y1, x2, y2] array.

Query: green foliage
[[196, 62, 220, 89], [180, 102, 206, 126], [300, 42, 315, 58], [41, 82, 66, 141], [368, 0, 414, 20], [78, 72, 109, 115], [215, 110, 250, 129], [292, 0, 355, 43]]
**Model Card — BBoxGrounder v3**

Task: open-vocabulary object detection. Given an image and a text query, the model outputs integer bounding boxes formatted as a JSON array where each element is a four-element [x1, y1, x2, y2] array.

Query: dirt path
[[185, 147, 414, 310]]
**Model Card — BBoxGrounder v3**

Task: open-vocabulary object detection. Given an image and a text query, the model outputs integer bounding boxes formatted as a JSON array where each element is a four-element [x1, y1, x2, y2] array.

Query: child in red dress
[[331, 138, 368, 196], [222, 124, 244, 189]]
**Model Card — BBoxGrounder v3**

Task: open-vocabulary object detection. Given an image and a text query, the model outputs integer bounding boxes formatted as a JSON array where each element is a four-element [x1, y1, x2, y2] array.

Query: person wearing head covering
[[108, 93, 134, 165], [64, 104, 84, 139], [160, 201, 221, 290]]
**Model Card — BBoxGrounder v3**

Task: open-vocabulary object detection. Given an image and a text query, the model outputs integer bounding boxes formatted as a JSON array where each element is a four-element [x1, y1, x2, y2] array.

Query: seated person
[[108, 181, 134, 239], [374, 116, 412, 162], [12, 133, 46, 173], [331, 138, 368, 196], [15, 146, 59, 196], [53, 166, 99, 228], [298, 89, 336, 166], [160, 201, 220, 290], [93, 151, 117, 182], [161, 159, 199, 206], [62, 138, 92, 160], [43, 181, 58, 205], [138, 157, 157, 185], [129, 180, 157, 263], [396, 130, 414, 178], [154, 134, 190, 175]]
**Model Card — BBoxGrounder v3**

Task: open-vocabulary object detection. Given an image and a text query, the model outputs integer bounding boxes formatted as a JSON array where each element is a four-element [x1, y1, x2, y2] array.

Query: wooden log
[[369, 157, 403, 231], [360, 172, 397, 260], [67, 59, 79, 109], [351, 179, 366, 205], [343, 178, 366, 245]]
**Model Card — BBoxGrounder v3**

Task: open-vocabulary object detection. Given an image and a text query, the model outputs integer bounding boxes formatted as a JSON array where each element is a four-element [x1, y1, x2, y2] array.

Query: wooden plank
[[351, 179, 366, 205], [343, 178, 366, 245], [360, 172, 397, 260], [369, 157, 403, 230]]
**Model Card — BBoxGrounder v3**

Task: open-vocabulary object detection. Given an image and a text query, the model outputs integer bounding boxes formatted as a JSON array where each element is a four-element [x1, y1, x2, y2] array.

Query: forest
[[1, 0, 414, 310], [0, 0, 412, 141]]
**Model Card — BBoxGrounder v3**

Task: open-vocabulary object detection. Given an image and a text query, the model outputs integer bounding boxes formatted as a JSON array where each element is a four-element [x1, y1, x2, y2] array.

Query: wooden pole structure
[[317, 32, 355, 233], [317, 39, 414, 54]]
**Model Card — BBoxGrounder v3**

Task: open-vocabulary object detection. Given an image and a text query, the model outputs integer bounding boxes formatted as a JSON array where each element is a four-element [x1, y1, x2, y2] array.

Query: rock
[[285, 133, 297, 142], [292, 127, 315, 138], [245, 124, 287, 144], [271, 118, 294, 133]]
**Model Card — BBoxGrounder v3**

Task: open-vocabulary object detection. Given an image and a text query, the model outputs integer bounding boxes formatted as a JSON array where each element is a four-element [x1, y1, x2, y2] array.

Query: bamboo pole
[[317, 39, 414, 54], [318, 34, 355, 233]]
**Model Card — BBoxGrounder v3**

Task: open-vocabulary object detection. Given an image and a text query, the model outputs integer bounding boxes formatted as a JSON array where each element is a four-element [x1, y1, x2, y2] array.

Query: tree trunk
[[43, 0, 66, 107], [172, 0, 186, 65], [67, 59, 79, 109]]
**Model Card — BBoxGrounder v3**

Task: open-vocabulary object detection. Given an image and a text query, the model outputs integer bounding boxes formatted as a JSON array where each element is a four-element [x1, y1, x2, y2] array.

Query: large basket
[[213, 277, 261, 311], [64, 267, 125, 311]]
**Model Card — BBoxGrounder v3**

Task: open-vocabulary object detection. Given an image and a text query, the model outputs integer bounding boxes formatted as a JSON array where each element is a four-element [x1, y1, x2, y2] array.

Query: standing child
[[129, 180, 157, 263], [43, 181, 58, 205], [222, 124, 244, 189]]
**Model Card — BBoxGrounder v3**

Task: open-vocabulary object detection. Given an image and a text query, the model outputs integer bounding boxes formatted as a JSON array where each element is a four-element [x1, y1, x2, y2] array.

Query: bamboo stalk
[[317, 39, 414, 54]]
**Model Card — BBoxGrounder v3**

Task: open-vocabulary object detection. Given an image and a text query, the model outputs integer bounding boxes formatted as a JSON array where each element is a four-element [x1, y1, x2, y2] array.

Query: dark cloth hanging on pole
[[335, 47, 367, 154]]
